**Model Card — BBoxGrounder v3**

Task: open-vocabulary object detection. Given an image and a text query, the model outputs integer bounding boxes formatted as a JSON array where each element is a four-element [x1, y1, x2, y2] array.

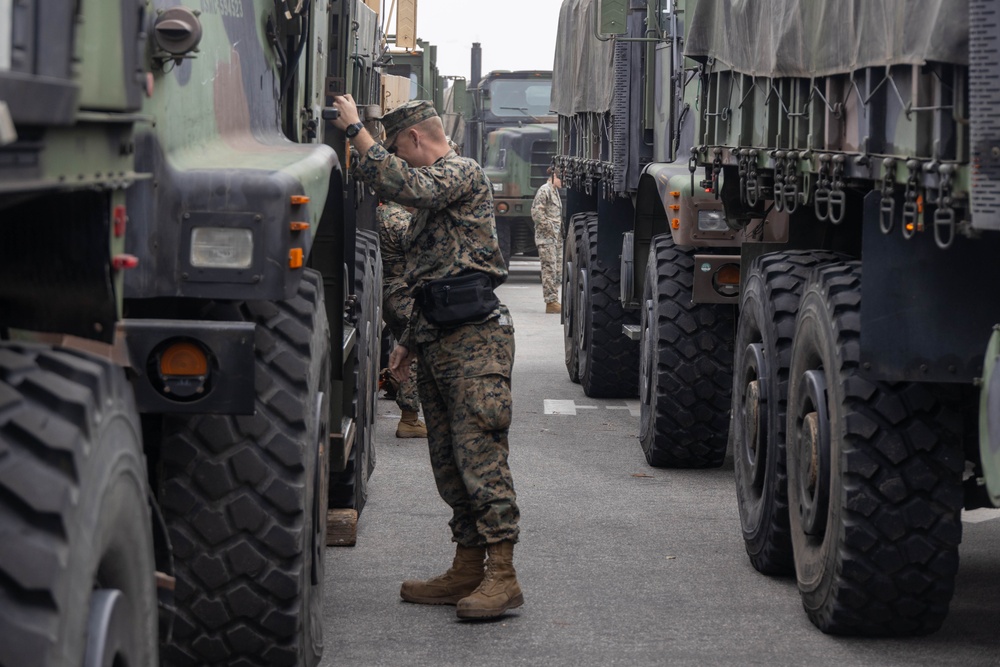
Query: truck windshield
[[489, 79, 553, 118]]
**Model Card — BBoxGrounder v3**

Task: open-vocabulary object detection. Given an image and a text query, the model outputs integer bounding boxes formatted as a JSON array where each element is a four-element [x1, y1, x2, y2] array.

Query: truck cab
[[468, 69, 558, 262]]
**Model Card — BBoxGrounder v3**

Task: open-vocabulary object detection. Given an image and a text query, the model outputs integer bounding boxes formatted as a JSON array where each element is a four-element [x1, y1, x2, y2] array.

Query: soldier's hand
[[331, 94, 361, 130], [388, 344, 412, 384]]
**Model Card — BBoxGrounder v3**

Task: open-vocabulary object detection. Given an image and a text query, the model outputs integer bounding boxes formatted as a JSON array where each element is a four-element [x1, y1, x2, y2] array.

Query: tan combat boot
[[400, 545, 485, 605], [396, 409, 427, 438], [456, 541, 523, 619], [545, 302, 561, 314]]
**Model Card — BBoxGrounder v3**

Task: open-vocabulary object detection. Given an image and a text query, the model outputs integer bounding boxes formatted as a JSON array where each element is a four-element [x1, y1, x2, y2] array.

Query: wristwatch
[[345, 121, 364, 138]]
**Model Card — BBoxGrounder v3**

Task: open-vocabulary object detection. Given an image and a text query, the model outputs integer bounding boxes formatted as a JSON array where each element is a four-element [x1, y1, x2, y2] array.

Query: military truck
[[465, 46, 558, 263], [554, 0, 755, 411], [557, 0, 1000, 637], [385, 41, 555, 262], [385, 38, 448, 116], [383, 35, 472, 146], [0, 0, 401, 663]]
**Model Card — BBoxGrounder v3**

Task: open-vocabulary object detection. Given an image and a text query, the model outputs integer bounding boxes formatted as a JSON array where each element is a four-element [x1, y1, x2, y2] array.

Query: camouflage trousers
[[384, 289, 420, 412], [394, 359, 421, 412], [415, 312, 519, 546], [538, 241, 563, 304]]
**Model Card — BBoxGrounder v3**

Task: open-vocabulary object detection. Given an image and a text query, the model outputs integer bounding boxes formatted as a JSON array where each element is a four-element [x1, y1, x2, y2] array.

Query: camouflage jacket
[[531, 181, 562, 246], [355, 144, 508, 346], [377, 201, 411, 304]]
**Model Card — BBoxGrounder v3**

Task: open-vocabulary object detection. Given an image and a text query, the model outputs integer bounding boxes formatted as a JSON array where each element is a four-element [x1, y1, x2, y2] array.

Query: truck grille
[[530, 140, 556, 189], [971, 0, 1000, 230]]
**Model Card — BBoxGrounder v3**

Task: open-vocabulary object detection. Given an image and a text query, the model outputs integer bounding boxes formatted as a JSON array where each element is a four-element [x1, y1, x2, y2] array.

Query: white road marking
[[0, 0, 10, 71], [607, 400, 641, 417], [544, 400, 597, 415], [962, 508, 1000, 524], [545, 399, 638, 416]]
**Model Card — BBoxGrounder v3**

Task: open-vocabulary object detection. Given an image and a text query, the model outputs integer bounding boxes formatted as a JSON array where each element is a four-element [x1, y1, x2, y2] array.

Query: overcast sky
[[384, 0, 564, 82]]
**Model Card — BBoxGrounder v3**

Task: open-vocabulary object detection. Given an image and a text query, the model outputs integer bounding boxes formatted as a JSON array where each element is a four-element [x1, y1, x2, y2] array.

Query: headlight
[[697, 209, 728, 232], [190, 227, 254, 268]]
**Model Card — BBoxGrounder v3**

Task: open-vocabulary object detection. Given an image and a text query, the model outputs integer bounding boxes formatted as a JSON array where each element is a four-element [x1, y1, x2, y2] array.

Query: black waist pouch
[[417, 272, 499, 327]]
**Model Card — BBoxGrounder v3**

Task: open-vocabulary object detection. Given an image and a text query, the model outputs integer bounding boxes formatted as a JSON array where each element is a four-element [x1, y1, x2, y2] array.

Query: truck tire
[[639, 233, 734, 467], [733, 250, 847, 575], [379, 323, 394, 373], [576, 214, 639, 398], [786, 261, 964, 636], [330, 229, 381, 513], [563, 213, 588, 383], [159, 269, 330, 666], [512, 217, 537, 257], [0, 345, 157, 667], [497, 218, 512, 269]]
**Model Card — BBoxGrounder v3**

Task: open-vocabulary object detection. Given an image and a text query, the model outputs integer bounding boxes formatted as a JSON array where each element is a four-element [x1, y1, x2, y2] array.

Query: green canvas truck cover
[[551, 0, 614, 115], [684, 0, 969, 78]]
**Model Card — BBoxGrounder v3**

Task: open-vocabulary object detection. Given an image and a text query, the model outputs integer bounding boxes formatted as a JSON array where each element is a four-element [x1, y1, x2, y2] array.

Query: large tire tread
[[577, 215, 639, 398], [563, 213, 587, 383], [734, 250, 849, 575], [329, 230, 381, 512], [639, 233, 733, 468], [0, 345, 156, 667], [788, 261, 964, 637], [160, 270, 329, 666]]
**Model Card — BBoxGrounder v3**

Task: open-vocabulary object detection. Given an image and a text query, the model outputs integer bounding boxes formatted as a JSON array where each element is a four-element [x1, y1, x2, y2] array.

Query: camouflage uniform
[[378, 201, 420, 413], [530, 181, 563, 304], [355, 120, 520, 547]]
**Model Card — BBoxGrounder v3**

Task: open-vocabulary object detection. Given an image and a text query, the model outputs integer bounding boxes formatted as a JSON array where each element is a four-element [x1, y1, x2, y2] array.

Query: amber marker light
[[160, 341, 208, 377], [715, 264, 740, 285], [290, 222, 310, 231], [671, 218, 680, 229], [670, 191, 681, 197], [291, 195, 310, 205], [289, 248, 304, 268], [153, 339, 211, 400], [712, 263, 741, 297]]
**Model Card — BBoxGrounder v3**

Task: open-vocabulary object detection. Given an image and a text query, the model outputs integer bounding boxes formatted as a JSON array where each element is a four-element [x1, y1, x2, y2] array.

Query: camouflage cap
[[381, 99, 439, 147]]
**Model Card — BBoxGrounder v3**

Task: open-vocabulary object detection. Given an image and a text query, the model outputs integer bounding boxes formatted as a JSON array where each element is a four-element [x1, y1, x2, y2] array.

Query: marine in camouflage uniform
[[332, 95, 523, 619], [377, 201, 427, 438], [530, 170, 563, 312]]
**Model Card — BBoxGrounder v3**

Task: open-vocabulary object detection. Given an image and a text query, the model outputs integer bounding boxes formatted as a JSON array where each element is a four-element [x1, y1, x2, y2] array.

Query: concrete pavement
[[321, 258, 1000, 667]]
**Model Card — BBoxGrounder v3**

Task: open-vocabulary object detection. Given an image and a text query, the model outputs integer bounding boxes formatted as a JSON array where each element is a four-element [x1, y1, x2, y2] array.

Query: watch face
[[347, 122, 362, 137]]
